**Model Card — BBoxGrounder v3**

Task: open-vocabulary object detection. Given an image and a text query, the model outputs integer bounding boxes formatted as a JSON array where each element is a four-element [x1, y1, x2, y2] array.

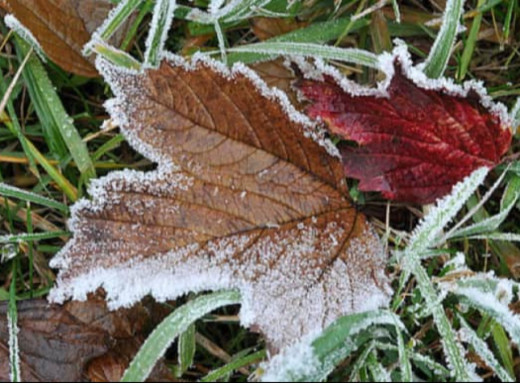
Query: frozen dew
[[4, 14, 46, 61]]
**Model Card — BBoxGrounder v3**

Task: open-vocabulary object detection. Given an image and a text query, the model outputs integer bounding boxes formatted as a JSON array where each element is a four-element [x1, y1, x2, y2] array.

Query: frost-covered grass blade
[[423, 0, 465, 78], [122, 290, 241, 382]]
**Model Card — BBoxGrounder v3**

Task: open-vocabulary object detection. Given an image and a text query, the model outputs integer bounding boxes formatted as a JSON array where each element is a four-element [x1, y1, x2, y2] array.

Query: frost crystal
[[4, 14, 46, 61]]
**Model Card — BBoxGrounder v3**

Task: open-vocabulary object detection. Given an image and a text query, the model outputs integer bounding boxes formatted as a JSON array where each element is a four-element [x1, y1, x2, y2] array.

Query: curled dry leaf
[[49, 55, 391, 351], [298, 48, 512, 204], [0, 0, 131, 77]]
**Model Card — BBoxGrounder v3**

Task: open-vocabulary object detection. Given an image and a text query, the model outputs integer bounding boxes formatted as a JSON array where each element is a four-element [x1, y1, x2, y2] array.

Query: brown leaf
[[0, 299, 109, 382], [50, 56, 391, 350], [0, 297, 172, 382], [0, 0, 131, 77], [251, 17, 308, 41], [86, 337, 176, 382], [250, 59, 301, 107]]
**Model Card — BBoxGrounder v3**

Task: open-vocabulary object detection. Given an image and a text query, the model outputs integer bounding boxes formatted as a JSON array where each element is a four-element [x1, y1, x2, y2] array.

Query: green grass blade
[[226, 16, 370, 65], [491, 321, 516, 379], [399, 168, 491, 381], [121, 290, 241, 382], [91, 42, 142, 70], [85, 0, 144, 54], [262, 310, 403, 382], [367, 352, 391, 382], [14, 37, 96, 180], [396, 326, 412, 382], [457, 0, 485, 81], [8, 263, 20, 382], [391, 0, 401, 23], [176, 323, 196, 377], [225, 42, 379, 68], [0, 183, 68, 213], [502, 0, 514, 43], [144, 0, 177, 67], [458, 316, 513, 382], [512, 97, 520, 134], [0, 231, 69, 244], [423, 0, 465, 78], [448, 177, 520, 238], [201, 349, 267, 382]]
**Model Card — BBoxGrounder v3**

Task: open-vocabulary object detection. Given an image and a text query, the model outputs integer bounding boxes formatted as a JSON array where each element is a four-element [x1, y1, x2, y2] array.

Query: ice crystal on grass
[[50, 54, 391, 350], [4, 14, 45, 61], [7, 310, 20, 382]]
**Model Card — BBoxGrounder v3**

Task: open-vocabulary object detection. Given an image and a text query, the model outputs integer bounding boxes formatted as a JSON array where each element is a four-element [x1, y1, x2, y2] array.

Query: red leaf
[[298, 62, 512, 204]]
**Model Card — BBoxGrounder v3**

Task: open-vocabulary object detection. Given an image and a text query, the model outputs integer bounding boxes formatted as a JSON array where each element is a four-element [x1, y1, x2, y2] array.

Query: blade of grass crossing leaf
[[121, 0, 155, 50], [176, 323, 196, 377], [8, 262, 20, 382], [423, 0, 465, 78], [122, 290, 241, 382], [226, 43, 380, 68], [14, 37, 96, 179], [226, 17, 370, 64], [85, 0, 144, 54], [92, 134, 126, 161], [458, 316, 513, 382], [91, 42, 142, 70], [458, 0, 485, 81], [201, 349, 267, 382], [144, 0, 177, 67], [0, 183, 68, 213]]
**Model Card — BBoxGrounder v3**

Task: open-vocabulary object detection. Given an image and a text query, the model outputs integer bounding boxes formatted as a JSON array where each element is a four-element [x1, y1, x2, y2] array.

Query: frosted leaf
[[0, 0, 135, 77], [294, 41, 511, 127], [50, 54, 391, 350]]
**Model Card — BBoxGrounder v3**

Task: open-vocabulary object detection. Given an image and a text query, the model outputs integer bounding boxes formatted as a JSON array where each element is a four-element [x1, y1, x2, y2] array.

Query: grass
[[1, 0, 520, 381]]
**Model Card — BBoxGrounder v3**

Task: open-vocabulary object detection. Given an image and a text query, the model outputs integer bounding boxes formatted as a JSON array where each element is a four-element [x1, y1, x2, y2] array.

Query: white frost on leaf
[[98, 51, 340, 159], [294, 41, 511, 128], [50, 53, 391, 350], [4, 14, 46, 61], [50, 172, 390, 348]]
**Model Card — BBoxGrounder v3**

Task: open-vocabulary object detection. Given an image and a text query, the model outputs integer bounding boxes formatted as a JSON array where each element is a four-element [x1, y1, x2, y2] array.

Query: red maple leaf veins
[[298, 63, 512, 204]]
